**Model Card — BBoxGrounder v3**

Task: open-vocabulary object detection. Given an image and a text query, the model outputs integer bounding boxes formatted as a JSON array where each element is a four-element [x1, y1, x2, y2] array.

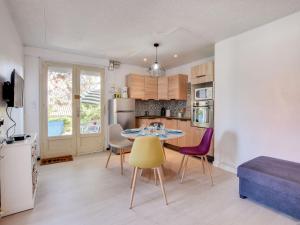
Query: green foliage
[[80, 103, 101, 124]]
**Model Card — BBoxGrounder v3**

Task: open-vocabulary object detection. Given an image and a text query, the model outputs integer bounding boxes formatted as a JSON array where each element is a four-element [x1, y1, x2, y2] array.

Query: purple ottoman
[[237, 156, 300, 219]]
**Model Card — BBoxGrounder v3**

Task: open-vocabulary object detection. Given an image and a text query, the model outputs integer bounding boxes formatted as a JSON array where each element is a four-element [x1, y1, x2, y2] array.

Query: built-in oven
[[194, 87, 213, 101], [192, 100, 214, 128]]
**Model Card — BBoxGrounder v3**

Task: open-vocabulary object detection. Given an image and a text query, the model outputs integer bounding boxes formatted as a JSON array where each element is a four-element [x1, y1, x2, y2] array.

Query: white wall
[[24, 47, 147, 152], [214, 11, 300, 173], [0, 0, 24, 138], [166, 57, 214, 80]]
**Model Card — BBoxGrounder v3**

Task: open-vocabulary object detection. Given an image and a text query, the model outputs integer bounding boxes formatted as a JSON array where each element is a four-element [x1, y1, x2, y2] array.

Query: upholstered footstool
[[237, 156, 300, 219]]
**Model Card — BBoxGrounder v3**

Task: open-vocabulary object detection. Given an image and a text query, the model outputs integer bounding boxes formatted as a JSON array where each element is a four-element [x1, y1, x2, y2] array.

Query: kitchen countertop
[[136, 115, 191, 121]]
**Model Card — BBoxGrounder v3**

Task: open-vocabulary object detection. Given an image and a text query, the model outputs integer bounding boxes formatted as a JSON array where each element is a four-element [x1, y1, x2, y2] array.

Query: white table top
[[121, 129, 185, 141]]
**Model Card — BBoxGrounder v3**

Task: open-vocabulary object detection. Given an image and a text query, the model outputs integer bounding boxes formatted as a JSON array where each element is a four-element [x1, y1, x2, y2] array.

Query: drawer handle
[[196, 75, 206, 77]]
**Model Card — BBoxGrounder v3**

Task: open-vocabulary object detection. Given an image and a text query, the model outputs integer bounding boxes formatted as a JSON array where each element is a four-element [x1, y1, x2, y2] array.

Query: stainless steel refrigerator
[[108, 98, 135, 129]]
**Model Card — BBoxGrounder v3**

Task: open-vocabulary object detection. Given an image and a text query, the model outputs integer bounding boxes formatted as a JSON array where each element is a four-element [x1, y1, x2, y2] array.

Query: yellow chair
[[128, 136, 167, 209]]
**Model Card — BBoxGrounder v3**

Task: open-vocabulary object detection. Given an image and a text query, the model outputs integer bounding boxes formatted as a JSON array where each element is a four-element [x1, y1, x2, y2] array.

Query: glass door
[[76, 66, 104, 155], [41, 62, 105, 158]]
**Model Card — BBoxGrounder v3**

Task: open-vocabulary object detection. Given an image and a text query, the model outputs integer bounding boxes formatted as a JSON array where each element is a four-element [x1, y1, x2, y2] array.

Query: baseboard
[[213, 160, 237, 174]]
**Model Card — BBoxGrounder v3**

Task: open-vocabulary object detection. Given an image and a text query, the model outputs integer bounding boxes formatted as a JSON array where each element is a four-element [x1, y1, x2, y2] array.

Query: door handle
[[74, 95, 80, 100]]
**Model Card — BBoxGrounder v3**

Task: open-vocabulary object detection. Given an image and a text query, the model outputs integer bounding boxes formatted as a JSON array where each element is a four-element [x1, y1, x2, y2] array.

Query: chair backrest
[[108, 124, 124, 144], [198, 128, 214, 155], [129, 136, 165, 169]]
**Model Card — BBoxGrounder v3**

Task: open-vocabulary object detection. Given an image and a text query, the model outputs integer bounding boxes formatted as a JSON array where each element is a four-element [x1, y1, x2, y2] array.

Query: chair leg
[[122, 152, 125, 163], [129, 167, 138, 209], [177, 155, 185, 176], [130, 167, 135, 189], [204, 156, 213, 186], [157, 167, 168, 205], [105, 149, 112, 168], [180, 156, 189, 183], [120, 149, 124, 175], [154, 168, 158, 185], [201, 156, 205, 174]]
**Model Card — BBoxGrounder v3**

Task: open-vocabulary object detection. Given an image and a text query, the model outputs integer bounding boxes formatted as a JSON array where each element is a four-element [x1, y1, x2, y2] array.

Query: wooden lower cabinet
[[177, 120, 192, 147], [136, 118, 161, 128], [135, 118, 214, 157], [162, 118, 178, 146]]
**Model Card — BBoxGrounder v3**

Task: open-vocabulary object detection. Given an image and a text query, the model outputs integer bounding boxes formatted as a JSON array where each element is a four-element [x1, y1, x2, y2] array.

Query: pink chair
[[178, 128, 214, 185]]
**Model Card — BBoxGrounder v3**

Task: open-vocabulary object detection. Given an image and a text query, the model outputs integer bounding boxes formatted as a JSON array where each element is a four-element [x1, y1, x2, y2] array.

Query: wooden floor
[[1, 149, 299, 225]]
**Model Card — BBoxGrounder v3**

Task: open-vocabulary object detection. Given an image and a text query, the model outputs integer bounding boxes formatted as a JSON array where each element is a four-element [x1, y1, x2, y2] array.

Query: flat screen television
[[3, 69, 24, 108]]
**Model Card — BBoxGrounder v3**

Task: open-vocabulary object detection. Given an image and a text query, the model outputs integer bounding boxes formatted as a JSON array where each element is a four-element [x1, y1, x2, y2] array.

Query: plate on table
[[166, 129, 183, 134], [123, 129, 141, 134]]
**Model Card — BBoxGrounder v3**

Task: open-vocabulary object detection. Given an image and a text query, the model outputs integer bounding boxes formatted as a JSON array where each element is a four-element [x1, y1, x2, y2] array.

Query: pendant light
[[149, 43, 165, 76]]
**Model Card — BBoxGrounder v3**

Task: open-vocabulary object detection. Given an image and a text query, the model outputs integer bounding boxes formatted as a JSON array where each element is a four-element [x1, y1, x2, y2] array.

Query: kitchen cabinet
[[168, 74, 188, 100], [127, 74, 188, 100], [136, 118, 161, 128], [144, 76, 158, 100], [163, 118, 178, 146], [157, 76, 169, 100], [177, 120, 193, 147], [127, 74, 145, 99], [191, 61, 214, 84]]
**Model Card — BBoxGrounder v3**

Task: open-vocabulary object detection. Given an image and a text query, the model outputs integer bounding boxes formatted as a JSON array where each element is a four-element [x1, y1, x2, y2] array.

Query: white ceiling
[[6, 0, 300, 69]]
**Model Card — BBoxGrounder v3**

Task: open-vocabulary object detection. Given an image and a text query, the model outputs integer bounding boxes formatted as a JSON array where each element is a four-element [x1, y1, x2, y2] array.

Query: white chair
[[106, 124, 132, 175]]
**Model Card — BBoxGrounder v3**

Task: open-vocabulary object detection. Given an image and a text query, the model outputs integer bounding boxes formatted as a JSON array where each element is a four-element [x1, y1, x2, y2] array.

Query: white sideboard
[[0, 134, 38, 217]]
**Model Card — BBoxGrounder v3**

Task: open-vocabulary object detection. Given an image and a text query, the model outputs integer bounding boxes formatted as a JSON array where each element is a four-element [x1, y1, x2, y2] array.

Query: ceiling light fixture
[[149, 43, 165, 76], [108, 60, 121, 71], [173, 54, 178, 58]]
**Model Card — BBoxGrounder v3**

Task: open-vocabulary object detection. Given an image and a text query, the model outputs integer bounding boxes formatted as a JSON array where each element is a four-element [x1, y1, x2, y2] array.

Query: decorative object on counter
[[111, 86, 128, 98], [144, 111, 149, 116], [160, 107, 166, 116], [177, 108, 186, 118], [166, 109, 171, 117], [148, 43, 165, 76], [121, 87, 128, 98]]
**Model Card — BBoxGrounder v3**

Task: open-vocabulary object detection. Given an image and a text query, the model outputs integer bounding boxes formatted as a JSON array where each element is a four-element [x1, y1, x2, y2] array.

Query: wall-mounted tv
[[3, 69, 24, 108]]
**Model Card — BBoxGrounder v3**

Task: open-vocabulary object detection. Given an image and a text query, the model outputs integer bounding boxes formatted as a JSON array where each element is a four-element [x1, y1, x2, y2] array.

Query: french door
[[40, 62, 105, 158]]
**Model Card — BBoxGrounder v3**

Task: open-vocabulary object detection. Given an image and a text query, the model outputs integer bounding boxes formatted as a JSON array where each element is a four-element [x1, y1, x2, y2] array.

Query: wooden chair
[[128, 136, 167, 209], [106, 124, 132, 175], [178, 128, 214, 185]]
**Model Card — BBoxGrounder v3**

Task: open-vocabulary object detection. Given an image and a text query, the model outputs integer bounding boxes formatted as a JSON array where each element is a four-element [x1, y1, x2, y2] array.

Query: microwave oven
[[194, 87, 213, 100]]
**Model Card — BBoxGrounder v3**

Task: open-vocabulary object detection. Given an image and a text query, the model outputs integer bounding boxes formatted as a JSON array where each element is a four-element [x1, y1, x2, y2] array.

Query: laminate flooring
[[1, 149, 299, 225]]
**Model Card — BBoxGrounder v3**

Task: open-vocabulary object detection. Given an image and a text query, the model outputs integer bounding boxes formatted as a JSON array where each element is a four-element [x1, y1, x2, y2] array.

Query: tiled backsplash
[[135, 83, 191, 118]]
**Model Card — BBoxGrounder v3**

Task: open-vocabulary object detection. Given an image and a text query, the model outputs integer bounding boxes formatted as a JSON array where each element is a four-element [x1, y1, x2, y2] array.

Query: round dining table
[[120, 128, 185, 141], [121, 128, 185, 179]]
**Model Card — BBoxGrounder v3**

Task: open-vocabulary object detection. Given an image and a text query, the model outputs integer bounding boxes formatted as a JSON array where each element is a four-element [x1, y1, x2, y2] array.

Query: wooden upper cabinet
[[168, 74, 188, 100], [126, 74, 145, 99], [191, 61, 214, 84], [157, 76, 169, 100], [144, 76, 158, 100]]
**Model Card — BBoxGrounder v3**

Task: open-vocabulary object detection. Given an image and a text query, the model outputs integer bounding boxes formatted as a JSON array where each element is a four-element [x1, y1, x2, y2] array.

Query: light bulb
[[153, 62, 159, 70]]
